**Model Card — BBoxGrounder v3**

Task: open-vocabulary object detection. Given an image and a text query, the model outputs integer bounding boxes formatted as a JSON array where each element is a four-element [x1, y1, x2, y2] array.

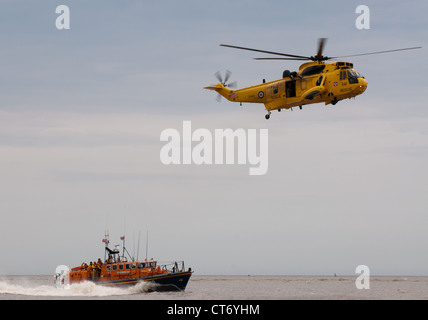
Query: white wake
[[0, 280, 153, 297]]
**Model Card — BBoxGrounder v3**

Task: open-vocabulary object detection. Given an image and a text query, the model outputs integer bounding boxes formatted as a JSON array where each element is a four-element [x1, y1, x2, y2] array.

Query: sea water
[[1, 275, 428, 300]]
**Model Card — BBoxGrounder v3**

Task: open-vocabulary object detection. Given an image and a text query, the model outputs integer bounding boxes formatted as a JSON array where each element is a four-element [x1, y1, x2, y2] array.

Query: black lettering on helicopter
[[340, 87, 352, 93]]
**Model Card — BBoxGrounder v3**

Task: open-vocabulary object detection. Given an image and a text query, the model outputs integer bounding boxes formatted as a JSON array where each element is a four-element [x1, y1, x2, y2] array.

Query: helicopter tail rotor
[[214, 70, 237, 88], [212, 70, 237, 102]]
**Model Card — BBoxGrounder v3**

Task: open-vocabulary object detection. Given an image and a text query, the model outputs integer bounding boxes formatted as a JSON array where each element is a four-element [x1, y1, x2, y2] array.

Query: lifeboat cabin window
[[138, 261, 157, 268], [112, 265, 117, 271], [119, 264, 124, 270]]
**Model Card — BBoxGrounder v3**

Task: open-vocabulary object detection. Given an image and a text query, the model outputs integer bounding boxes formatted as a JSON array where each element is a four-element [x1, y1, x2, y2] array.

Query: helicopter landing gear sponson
[[331, 98, 338, 105]]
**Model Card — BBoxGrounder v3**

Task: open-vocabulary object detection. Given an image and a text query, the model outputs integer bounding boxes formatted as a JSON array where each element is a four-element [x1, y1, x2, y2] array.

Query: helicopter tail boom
[[204, 84, 234, 102]]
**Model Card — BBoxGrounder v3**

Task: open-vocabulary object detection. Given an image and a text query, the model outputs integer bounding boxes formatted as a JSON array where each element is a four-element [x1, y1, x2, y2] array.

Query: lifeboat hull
[[100, 271, 192, 291]]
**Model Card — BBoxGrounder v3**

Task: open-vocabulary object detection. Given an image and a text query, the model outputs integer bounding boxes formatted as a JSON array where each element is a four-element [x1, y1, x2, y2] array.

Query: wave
[[0, 280, 154, 297]]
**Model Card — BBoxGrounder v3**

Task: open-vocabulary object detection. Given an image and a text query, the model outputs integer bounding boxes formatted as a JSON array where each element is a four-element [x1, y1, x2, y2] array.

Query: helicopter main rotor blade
[[220, 44, 310, 60], [254, 57, 310, 61], [315, 38, 327, 60], [334, 46, 422, 59]]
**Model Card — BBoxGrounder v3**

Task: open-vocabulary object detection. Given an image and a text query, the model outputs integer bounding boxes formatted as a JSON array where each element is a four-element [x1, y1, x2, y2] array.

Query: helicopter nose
[[359, 78, 367, 93]]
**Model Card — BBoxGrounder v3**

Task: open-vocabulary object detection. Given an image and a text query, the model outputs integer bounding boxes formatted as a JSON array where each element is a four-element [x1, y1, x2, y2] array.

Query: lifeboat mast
[[102, 230, 134, 263]]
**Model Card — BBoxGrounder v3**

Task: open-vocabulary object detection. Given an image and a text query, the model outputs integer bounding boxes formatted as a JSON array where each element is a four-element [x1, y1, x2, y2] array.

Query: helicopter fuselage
[[206, 61, 367, 114]]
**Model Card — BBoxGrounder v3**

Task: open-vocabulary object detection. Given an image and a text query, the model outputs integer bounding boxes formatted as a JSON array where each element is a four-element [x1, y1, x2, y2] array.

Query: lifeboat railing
[[158, 261, 190, 273]]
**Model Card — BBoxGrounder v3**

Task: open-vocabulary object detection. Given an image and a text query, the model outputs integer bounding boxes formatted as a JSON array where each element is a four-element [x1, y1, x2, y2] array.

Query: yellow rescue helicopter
[[205, 38, 421, 119]]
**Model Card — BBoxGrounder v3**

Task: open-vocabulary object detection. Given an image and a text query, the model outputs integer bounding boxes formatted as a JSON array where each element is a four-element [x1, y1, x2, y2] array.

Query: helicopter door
[[285, 80, 296, 98]]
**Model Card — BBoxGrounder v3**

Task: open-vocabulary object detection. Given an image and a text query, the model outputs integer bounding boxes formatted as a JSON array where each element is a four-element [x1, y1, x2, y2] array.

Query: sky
[[0, 0, 427, 276]]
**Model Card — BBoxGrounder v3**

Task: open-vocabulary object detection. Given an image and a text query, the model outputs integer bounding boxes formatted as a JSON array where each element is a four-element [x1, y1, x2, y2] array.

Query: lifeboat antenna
[[103, 230, 110, 261], [121, 234, 126, 258], [121, 235, 134, 261], [145, 230, 149, 261], [136, 231, 141, 261]]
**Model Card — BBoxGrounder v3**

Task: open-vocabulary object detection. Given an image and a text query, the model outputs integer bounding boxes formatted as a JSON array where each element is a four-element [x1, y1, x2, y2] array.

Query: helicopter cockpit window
[[316, 75, 323, 86], [347, 70, 361, 84]]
